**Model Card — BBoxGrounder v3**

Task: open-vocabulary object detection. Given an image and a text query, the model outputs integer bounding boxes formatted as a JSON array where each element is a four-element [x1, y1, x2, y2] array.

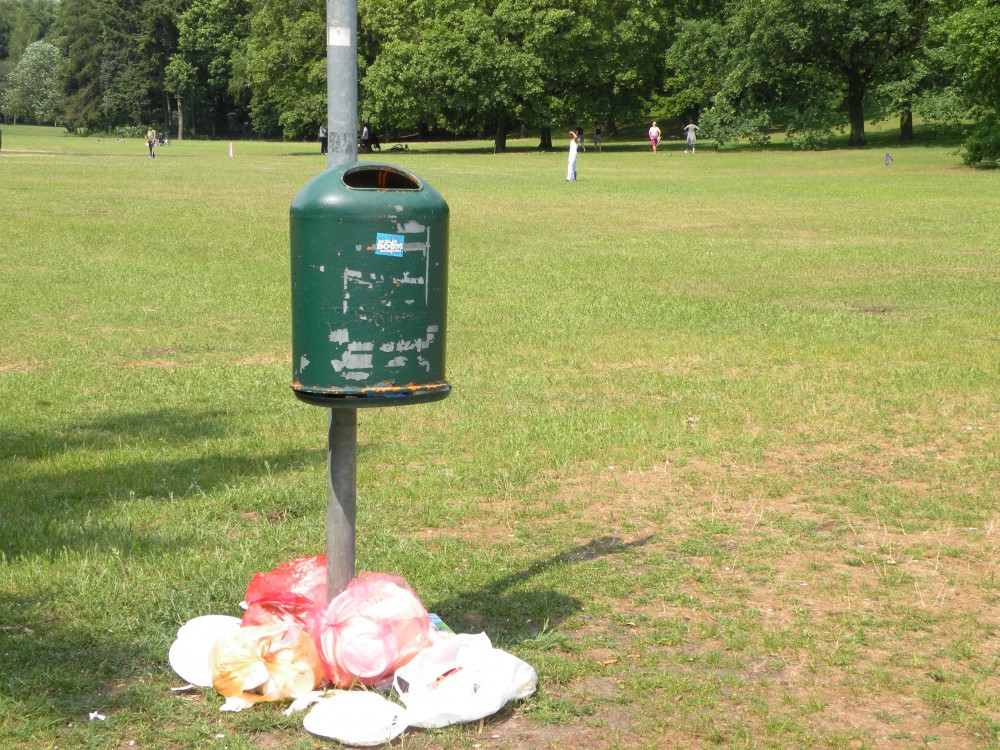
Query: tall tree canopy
[[359, 0, 672, 152], [166, 0, 253, 139], [0, 0, 57, 115], [3, 38, 62, 122], [242, 0, 324, 139], [25, 0, 1000, 161], [667, 0, 921, 147], [937, 0, 1000, 162]]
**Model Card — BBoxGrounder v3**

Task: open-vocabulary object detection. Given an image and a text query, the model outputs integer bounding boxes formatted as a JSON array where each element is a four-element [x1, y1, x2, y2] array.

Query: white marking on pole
[[327, 25, 351, 46]]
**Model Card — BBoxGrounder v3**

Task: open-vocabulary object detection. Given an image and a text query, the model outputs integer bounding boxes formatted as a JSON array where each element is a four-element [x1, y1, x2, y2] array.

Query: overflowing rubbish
[[241, 554, 327, 634], [302, 691, 408, 746], [168, 615, 242, 687], [394, 633, 538, 729], [168, 555, 537, 745], [319, 572, 434, 689], [211, 623, 325, 712]]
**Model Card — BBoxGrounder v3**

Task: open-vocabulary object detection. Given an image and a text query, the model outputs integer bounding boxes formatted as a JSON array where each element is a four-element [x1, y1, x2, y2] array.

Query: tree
[[663, 17, 728, 123], [105, 0, 189, 129], [1, 0, 57, 118], [166, 0, 253, 139], [590, 0, 672, 134], [670, 0, 921, 148], [1, 0, 57, 60], [939, 0, 1000, 163], [360, 0, 654, 153], [360, 0, 541, 152], [58, 0, 104, 131], [3, 39, 62, 122], [243, 0, 324, 140]]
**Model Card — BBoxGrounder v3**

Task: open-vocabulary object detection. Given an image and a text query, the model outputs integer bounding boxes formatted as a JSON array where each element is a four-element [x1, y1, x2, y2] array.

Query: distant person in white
[[566, 130, 580, 182], [648, 121, 661, 153], [683, 121, 699, 154]]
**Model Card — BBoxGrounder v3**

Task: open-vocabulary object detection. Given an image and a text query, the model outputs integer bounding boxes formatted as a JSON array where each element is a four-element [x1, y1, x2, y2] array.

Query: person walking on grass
[[683, 121, 699, 154], [146, 125, 157, 158], [648, 121, 661, 153], [566, 129, 580, 182]]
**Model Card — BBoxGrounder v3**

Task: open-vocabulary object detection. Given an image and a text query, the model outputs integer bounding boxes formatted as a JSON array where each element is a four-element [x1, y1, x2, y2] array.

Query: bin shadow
[[428, 534, 654, 648]]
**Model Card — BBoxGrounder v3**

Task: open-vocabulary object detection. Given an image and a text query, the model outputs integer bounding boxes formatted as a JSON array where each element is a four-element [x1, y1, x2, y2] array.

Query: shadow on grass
[[431, 535, 654, 648], [701, 123, 968, 154], [0, 591, 149, 733], [280, 143, 672, 156], [0, 406, 324, 561]]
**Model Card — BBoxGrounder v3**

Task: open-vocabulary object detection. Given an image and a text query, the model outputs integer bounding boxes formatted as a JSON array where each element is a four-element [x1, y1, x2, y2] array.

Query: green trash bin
[[290, 162, 451, 407]]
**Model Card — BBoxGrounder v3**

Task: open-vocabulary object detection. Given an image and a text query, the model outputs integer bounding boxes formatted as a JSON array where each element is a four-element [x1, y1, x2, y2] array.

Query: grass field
[[1, 123, 998, 749]]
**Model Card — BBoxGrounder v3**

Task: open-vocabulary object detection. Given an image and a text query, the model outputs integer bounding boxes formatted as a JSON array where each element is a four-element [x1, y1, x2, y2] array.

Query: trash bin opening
[[343, 166, 421, 191]]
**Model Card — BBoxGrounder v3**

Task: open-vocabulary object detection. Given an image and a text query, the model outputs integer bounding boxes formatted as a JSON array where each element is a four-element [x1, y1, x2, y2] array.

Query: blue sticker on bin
[[375, 233, 405, 257]]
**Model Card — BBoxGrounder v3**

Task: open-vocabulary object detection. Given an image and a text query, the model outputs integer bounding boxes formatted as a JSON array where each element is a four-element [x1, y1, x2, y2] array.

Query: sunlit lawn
[[1, 124, 998, 749]]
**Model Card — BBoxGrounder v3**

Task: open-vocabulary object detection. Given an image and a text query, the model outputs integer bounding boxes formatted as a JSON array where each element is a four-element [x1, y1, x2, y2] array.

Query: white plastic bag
[[392, 633, 537, 729], [302, 691, 408, 746], [168, 615, 243, 687]]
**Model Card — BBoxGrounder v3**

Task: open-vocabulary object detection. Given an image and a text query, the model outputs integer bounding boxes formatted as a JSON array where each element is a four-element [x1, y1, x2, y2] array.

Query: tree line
[[1, 0, 998, 162]]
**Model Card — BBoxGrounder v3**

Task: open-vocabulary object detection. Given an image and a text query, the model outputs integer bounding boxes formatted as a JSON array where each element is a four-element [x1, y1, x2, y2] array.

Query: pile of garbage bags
[[168, 554, 537, 746]]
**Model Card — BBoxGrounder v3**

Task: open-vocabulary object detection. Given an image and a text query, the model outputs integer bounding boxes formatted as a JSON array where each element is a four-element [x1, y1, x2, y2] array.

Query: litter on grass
[[168, 555, 537, 745], [211, 623, 325, 711], [168, 615, 242, 687]]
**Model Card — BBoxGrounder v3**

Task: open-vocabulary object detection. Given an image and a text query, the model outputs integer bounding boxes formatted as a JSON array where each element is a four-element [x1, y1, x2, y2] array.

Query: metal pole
[[326, 0, 358, 170], [326, 408, 357, 600], [325, 0, 359, 601]]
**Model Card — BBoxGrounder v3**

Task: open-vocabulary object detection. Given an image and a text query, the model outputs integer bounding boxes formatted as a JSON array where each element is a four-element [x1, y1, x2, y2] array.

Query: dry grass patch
[[501, 441, 1000, 747]]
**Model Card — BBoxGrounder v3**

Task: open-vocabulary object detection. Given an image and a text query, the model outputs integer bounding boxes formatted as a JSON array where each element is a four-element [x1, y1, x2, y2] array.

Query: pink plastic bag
[[241, 554, 327, 637], [317, 572, 433, 688]]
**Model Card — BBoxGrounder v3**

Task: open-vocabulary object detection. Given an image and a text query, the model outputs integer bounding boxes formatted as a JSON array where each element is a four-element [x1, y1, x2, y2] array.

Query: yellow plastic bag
[[210, 624, 324, 711]]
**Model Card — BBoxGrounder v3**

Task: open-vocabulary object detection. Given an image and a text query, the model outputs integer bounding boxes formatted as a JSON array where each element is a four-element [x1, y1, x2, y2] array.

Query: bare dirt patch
[[125, 358, 180, 369], [234, 353, 288, 367], [0, 360, 40, 373]]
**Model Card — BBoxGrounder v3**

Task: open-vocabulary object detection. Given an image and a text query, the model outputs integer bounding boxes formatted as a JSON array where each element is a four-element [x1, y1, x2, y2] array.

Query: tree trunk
[[899, 110, 913, 141], [537, 126, 552, 150], [177, 97, 184, 141], [847, 70, 866, 147], [494, 111, 507, 153]]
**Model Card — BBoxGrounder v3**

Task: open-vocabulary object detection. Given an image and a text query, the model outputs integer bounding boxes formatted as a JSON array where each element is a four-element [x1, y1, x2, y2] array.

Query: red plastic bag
[[241, 554, 327, 637], [317, 572, 433, 688]]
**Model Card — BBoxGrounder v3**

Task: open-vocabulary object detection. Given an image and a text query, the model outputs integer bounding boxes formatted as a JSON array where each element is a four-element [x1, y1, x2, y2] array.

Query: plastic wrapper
[[393, 633, 538, 728], [168, 615, 243, 687], [317, 572, 433, 688], [302, 691, 408, 746], [241, 554, 327, 636], [210, 623, 325, 712]]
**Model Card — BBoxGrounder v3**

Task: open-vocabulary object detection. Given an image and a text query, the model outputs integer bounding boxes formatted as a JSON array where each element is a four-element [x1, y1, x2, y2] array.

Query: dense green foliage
[[1, 0, 998, 157], [663, 0, 1000, 160], [0, 0, 56, 117], [358, 0, 670, 150], [938, 0, 1000, 163], [2, 39, 60, 122]]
